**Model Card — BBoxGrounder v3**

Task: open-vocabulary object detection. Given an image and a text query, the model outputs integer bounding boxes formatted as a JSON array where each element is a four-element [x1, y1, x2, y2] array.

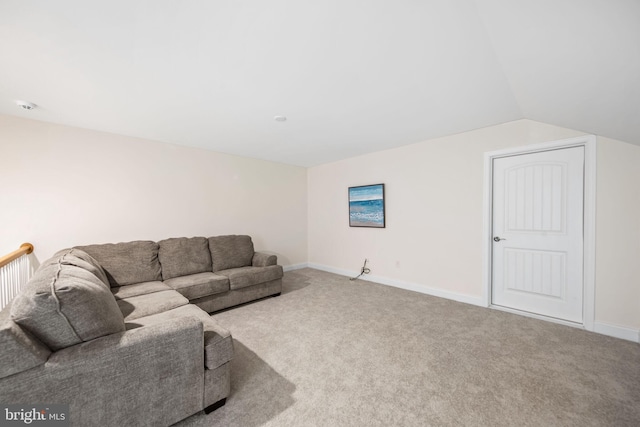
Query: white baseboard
[[283, 263, 309, 272], [593, 322, 640, 343], [306, 263, 353, 278], [307, 263, 485, 307]]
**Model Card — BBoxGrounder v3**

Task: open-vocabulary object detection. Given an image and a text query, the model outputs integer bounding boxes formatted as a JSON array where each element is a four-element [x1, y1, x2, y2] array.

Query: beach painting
[[349, 184, 385, 228]]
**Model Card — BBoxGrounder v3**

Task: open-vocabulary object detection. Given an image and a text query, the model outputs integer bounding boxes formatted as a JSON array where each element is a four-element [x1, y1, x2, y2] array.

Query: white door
[[491, 147, 584, 323]]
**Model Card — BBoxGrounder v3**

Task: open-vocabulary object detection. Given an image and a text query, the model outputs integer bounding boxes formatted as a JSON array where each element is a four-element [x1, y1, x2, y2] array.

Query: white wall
[[595, 137, 640, 331], [308, 119, 640, 336], [3, 113, 638, 337], [0, 114, 308, 268]]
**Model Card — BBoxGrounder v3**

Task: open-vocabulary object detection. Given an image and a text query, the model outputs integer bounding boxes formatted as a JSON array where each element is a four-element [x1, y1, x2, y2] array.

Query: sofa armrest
[[252, 252, 277, 267], [0, 317, 205, 427]]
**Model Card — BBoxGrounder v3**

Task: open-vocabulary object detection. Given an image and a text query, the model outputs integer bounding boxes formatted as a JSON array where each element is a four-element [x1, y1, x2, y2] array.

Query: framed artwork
[[348, 184, 385, 228]]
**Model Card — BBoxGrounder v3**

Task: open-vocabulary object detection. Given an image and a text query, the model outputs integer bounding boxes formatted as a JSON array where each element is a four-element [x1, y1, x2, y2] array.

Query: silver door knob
[[493, 236, 506, 242]]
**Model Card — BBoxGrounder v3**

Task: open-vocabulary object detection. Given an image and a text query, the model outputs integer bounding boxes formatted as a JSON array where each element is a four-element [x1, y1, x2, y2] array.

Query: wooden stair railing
[[0, 243, 34, 310], [0, 243, 34, 269]]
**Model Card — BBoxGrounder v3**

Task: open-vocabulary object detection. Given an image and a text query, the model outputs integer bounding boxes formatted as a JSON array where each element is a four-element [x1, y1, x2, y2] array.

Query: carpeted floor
[[176, 268, 640, 426]]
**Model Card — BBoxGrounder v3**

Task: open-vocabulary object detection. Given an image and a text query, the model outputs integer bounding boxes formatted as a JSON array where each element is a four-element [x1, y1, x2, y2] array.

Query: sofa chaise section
[[126, 304, 234, 409], [2, 316, 207, 426]]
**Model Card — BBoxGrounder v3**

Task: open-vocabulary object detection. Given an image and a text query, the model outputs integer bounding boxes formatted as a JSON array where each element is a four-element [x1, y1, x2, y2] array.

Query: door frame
[[482, 135, 596, 330]]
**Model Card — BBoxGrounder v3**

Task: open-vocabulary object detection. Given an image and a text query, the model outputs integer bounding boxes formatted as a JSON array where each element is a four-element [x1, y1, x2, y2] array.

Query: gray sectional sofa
[[0, 235, 283, 426]]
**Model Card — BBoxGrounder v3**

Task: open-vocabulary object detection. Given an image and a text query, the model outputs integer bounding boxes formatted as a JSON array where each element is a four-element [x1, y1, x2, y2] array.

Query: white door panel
[[492, 147, 584, 323]]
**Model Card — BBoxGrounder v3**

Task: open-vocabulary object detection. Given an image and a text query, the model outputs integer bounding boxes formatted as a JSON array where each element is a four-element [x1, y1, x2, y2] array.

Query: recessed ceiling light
[[16, 100, 37, 110], [274, 115, 287, 122]]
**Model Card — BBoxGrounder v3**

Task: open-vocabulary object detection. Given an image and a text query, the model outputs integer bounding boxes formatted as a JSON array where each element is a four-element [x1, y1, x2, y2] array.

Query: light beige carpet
[[176, 268, 640, 426]]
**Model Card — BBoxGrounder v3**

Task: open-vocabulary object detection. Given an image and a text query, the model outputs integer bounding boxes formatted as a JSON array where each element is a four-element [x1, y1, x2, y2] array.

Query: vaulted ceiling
[[1, 0, 638, 167]]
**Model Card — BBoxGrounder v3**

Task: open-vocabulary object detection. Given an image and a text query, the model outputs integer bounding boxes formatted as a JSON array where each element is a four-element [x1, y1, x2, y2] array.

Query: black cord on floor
[[350, 259, 371, 281]]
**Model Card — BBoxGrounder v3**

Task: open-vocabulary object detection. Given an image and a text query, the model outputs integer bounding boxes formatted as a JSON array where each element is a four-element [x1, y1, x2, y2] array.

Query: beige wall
[[308, 119, 640, 333], [0, 114, 308, 268], [3, 113, 638, 335], [595, 137, 640, 330]]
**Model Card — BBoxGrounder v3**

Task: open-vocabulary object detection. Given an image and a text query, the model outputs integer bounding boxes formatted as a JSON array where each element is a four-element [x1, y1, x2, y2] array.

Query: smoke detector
[[274, 115, 287, 122], [16, 100, 37, 110]]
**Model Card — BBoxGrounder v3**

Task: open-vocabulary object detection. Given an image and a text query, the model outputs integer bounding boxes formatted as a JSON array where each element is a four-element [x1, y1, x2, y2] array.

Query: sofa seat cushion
[[11, 258, 126, 351], [163, 272, 230, 300], [209, 235, 254, 271], [125, 304, 233, 370], [158, 237, 212, 280], [76, 241, 162, 287], [0, 302, 51, 379], [216, 265, 284, 290], [117, 290, 189, 321], [111, 281, 171, 300]]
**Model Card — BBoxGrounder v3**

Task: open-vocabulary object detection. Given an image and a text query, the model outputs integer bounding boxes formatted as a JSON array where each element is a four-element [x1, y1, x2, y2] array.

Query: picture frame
[[348, 183, 385, 228]]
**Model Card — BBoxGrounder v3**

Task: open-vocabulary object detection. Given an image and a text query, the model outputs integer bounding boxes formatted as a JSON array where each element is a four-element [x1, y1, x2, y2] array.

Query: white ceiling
[[1, 0, 638, 167]]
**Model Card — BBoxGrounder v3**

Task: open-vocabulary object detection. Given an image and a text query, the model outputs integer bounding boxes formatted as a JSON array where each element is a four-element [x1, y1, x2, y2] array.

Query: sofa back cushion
[[77, 241, 162, 287], [208, 235, 254, 271], [46, 248, 110, 286], [11, 253, 126, 351], [158, 237, 212, 280], [0, 302, 51, 379]]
